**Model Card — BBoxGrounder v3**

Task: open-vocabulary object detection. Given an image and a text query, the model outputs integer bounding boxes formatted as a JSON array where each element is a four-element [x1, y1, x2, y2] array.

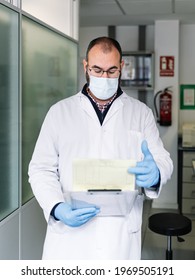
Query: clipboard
[[70, 190, 139, 216]]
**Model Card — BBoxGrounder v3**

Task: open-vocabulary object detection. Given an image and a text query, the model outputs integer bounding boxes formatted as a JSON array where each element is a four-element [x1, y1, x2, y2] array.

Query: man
[[28, 37, 173, 259]]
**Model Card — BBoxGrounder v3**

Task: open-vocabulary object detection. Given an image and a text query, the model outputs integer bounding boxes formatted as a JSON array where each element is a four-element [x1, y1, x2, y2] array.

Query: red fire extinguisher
[[154, 87, 172, 126]]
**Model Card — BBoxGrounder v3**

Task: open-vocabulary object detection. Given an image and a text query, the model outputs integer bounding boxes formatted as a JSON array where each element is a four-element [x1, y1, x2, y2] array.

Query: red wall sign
[[160, 56, 174, 77]]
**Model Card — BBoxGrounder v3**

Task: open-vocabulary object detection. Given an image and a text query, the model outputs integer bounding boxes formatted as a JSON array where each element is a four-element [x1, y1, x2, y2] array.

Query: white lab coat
[[28, 91, 173, 260]]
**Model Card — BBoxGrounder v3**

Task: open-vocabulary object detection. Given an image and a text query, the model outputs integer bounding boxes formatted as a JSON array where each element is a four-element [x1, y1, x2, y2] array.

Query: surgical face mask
[[88, 75, 118, 100]]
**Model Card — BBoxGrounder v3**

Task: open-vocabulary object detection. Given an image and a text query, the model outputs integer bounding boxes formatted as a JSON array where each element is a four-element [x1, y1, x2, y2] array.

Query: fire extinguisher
[[154, 87, 172, 126]]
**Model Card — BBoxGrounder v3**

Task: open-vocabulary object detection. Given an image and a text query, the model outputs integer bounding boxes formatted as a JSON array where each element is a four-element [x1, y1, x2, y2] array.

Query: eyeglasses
[[88, 66, 121, 78]]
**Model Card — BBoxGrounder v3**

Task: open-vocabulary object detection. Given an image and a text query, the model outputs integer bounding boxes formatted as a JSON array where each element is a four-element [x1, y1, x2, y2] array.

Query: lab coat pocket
[[127, 193, 144, 234], [127, 130, 143, 160], [48, 216, 70, 234]]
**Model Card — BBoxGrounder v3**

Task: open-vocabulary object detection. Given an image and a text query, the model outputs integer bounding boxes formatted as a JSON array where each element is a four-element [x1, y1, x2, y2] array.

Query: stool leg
[[166, 236, 172, 260]]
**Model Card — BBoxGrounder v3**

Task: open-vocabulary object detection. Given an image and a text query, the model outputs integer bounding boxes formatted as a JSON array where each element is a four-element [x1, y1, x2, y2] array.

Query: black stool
[[148, 213, 192, 260]]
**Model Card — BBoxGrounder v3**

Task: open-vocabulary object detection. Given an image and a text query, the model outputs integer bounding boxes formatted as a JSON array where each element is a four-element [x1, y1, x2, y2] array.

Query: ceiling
[[80, 0, 195, 26]]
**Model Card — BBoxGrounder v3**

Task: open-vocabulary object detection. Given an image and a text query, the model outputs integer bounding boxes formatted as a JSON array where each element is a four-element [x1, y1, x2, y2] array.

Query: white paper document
[[72, 158, 136, 191]]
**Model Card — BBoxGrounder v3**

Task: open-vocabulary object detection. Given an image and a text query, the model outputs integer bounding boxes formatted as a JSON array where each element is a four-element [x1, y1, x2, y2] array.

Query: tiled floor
[[141, 199, 195, 260]]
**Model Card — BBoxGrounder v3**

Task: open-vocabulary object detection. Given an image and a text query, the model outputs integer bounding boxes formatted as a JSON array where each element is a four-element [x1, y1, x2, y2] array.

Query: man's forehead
[[89, 44, 117, 54], [88, 45, 120, 60]]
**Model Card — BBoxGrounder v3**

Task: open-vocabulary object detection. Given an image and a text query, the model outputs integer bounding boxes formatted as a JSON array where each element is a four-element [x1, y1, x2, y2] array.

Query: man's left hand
[[128, 140, 160, 188]]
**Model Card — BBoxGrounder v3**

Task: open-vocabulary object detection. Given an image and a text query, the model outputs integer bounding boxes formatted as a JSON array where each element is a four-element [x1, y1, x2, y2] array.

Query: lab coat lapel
[[78, 91, 125, 125], [103, 97, 124, 125], [79, 93, 100, 124]]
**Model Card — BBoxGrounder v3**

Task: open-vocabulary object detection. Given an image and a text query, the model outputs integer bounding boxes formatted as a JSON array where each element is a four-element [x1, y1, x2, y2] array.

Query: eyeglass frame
[[87, 65, 121, 78]]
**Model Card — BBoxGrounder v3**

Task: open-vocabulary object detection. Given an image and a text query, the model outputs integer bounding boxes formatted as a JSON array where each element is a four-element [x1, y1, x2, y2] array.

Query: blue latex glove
[[128, 140, 160, 188], [71, 199, 100, 210], [54, 200, 100, 227]]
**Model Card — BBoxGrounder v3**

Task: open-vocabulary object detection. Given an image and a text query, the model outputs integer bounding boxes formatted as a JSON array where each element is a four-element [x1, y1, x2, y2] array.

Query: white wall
[[179, 24, 195, 131], [152, 21, 179, 209], [79, 23, 195, 209], [22, 0, 79, 40]]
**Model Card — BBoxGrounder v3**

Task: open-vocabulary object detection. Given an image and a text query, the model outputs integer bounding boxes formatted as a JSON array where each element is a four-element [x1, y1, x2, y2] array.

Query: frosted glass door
[[22, 16, 78, 204], [0, 4, 19, 220]]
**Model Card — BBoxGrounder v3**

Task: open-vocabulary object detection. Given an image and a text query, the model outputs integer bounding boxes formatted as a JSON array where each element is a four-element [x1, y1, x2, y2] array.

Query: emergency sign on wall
[[160, 56, 174, 77]]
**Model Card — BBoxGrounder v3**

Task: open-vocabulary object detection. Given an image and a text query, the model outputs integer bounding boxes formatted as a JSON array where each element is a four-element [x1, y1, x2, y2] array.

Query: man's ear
[[83, 59, 87, 73], [120, 59, 124, 69]]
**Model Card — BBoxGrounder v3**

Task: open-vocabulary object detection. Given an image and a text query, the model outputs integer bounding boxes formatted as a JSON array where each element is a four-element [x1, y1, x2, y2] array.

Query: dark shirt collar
[[81, 84, 123, 125]]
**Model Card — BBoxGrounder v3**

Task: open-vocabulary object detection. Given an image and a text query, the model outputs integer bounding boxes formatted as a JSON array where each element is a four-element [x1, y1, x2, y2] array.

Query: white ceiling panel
[[81, 0, 115, 3], [80, 0, 123, 17], [175, 0, 195, 13], [80, 0, 195, 26], [118, 0, 172, 15], [118, 0, 172, 1]]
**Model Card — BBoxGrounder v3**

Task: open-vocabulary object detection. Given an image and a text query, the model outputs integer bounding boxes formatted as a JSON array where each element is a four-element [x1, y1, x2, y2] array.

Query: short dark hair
[[86, 36, 122, 62]]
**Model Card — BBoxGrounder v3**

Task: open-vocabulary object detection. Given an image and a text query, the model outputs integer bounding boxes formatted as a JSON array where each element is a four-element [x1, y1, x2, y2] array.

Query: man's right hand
[[54, 202, 100, 227]]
